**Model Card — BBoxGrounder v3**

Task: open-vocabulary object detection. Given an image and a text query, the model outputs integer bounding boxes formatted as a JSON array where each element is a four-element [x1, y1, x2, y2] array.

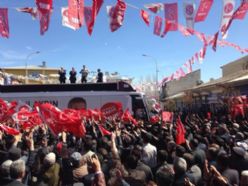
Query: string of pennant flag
[[0, 0, 248, 84]]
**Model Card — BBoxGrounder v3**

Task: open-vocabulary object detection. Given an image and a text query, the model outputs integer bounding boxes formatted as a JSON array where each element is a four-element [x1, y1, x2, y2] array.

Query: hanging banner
[[153, 16, 163, 36], [164, 3, 178, 31], [68, 0, 84, 29], [183, 0, 196, 29], [61, 7, 80, 30], [140, 9, 150, 26], [0, 8, 9, 38], [195, 0, 213, 22], [36, 0, 53, 35], [144, 3, 163, 14], [107, 0, 127, 32], [85, 0, 103, 35], [220, 0, 235, 38]]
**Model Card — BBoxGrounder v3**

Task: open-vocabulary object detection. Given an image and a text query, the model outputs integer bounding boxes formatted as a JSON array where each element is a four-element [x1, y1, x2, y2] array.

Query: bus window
[[131, 95, 148, 121]]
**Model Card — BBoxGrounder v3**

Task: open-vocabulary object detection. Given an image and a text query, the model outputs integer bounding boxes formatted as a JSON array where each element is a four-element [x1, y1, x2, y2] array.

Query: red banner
[[195, 0, 213, 22], [0, 8, 9, 38], [36, 0, 53, 35], [140, 9, 150, 26], [68, 0, 84, 29], [100, 102, 123, 118], [153, 16, 163, 36], [107, 0, 127, 32], [164, 3, 178, 31]]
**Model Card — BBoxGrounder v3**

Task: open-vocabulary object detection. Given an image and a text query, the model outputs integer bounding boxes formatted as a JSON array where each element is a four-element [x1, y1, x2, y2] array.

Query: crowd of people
[[0, 108, 248, 186], [58, 66, 103, 84]]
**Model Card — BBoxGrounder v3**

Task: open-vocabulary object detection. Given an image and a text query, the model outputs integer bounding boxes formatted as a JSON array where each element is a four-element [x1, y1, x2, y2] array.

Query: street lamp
[[142, 54, 159, 99], [25, 51, 40, 84]]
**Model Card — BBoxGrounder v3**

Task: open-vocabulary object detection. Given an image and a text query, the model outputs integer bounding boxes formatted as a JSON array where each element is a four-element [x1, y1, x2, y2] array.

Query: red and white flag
[[144, 3, 163, 14], [198, 45, 207, 63], [16, 7, 38, 19], [153, 16, 163, 36], [184, 60, 193, 73], [220, 0, 235, 39], [178, 67, 186, 78], [61, 7, 80, 30], [161, 19, 173, 37], [195, 0, 213, 22], [140, 9, 150, 26], [164, 3, 178, 31], [36, 0, 53, 35], [0, 8, 9, 38], [178, 24, 192, 36], [107, 0, 127, 32], [183, 0, 196, 30], [68, 0, 84, 29]]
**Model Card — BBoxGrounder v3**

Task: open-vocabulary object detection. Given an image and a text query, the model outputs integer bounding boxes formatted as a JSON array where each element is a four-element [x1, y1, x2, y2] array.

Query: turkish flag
[[0, 125, 20, 136], [195, 0, 213, 22], [176, 116, 186, 145], [184, 60, 192, 73], [144, 3, 163, 14], [16, 7, 38, 19], [98, 125, 111, 136], [140, 9, 150, 26], [0, 8, 9, 38], [164, 3, 178, 31]]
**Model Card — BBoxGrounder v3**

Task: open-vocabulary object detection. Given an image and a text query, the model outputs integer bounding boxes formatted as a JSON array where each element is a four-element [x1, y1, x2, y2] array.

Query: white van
[[0, 81, 149, 120]]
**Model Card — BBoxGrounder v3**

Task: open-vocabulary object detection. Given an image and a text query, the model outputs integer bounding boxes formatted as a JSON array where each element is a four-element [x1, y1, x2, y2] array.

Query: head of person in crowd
[[173, 157, 187, 176], [156, 163, 174, 186], [68, 97, 87, 110], [9, 159, 26, 181], [0, 160, 13, 179], [43, 152, 56, 167]]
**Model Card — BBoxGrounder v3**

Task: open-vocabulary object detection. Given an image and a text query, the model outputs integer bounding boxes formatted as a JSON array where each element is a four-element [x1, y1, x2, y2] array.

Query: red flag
[[195, 0, 213, 22], [199, 45, 207, 62], [85, 0, 103, 35], [212, 31, 219, 52], [98, 125, 111, 136], [107, 0, 127, 32], [150, 115, 160, 124], [233, 0, 248, 19], [176, 116, 186, 145], [122, 109, 137, 125], [153, 16, 163, 36], [164, 3, 178, 31], [178, 24, 192, 37], [144, 3, 163, 14], [161, 19, 172, 37], [0, 8, 9, 38], [178, 67, 186, 78], [140, 9, 150, 26], [0, 125, 20, 136], [36, 0, 53, 35], [162, 112, 173, 123], [16, 7, 38, 19], [68, 0, 84, 29]]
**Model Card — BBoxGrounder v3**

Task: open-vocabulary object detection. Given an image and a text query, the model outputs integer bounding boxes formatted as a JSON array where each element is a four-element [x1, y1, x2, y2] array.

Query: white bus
[[0, 81, 149, 120]]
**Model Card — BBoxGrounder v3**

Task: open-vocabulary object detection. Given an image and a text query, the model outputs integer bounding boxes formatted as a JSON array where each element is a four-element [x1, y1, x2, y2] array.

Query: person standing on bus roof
[[58, 67, 66, 84], [80, 65, 89, 83], [69, 67, 77, 84], [96, 69, 103, 83]]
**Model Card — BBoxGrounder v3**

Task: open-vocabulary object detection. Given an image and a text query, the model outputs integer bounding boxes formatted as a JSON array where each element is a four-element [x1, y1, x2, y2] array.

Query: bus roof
[[0, 81, 136, 93]]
